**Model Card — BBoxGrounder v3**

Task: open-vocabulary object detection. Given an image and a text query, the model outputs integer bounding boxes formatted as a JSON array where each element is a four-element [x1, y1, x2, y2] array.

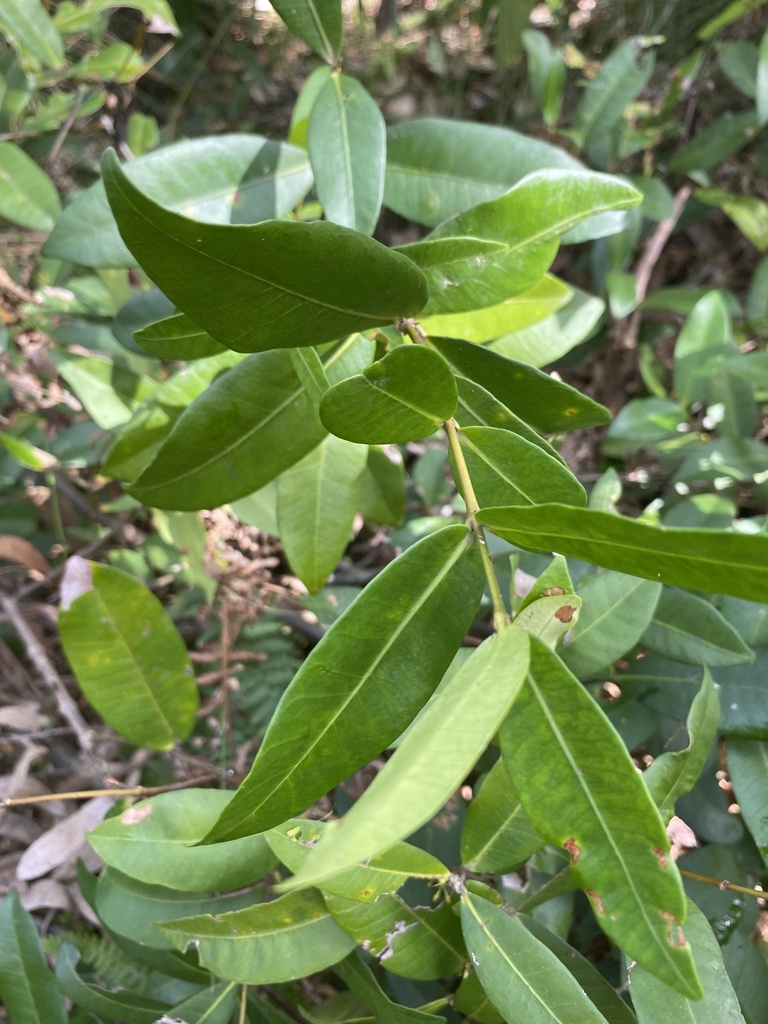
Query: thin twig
[[0, 592, 94, 752], [0, 771, 225, 808], [679, 868, 765, 901]]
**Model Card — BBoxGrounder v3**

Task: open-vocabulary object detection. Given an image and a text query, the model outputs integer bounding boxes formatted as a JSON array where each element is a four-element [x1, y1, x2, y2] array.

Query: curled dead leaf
[[0, 536, 50, 576]]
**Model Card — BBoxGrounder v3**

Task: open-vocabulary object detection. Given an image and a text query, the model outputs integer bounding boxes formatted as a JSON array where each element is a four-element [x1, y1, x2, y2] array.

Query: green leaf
[[135, 313, 225, 360], [0, 142, 60, 230], [513, 593, 582, 649], [400, 171, 640, 315], [126, 349, 326, 510], [55, 943, 168, 1024], [629, 899, 747, 1023], [201, 524, 485, 843], [339, 953, 446, 1024], [328, 896, 465, 980], [53, 353, 158, 430], [643, 671, 720, 823], [280, 628, 530, 892], [320, 344, 457, 444], [270, 0, 341, 63], [454, 968, 504, 1024], [159, 889, 355, 984], [101, 149, 427, 352], [476, 504, 768, 603], [44, 135, 313, 268], [418, 275, 572, 342], [460, 889, 612, 1024], [308, 74, 385, 235], [669, 112, 758, 175], [560, 571, 662, 678], [429, 336, 611, 432], [0, 0, 64, 68], [289, 66, 331, 147], [53, 0, 178, 34], [674, 292, 732, 407], [384, 118, 584, 229], [641, 589, 754, 667], [461, 757, 544, 872], [267, 819, 449, 902], [456, 426, 586, 510], [758, 27, 768, 126], [523, 29, 566, 126], [358, 445, 406, 526], [726, 738, 768, 863], [0, 890, 67, 1024], [277, 434, 368, 593], [289, 346, 329, 401], [697, 187, 768, 253], [87, 789, 278, 892], [500, 638, 701, 998], [59, 559, 198, 750]]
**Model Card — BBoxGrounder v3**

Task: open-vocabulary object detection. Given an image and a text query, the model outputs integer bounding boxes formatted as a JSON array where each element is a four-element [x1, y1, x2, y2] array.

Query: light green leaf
[[630, 899, 746, 1023], [126, 349, 327, 510], [277, 434, 368, 593], [513, 593, 582, 649], [101, 149, 427, 351], [476, 504, 768, 603], [289, 346, 329, 401], [53, 0, 178, 34], [0, 890, 67, 1024], [135, 313, 225, 360], [500, 638, 702, 998], [0, 0, 64, 68], [0, 142, 60, 230], [59, 560, 198, 750], [642, 589, 754, 667], [289, 66, 331, 147], [726, 738, 768, 864], [320, 344, 457, 444], [418, 275, 572, 342], [201, 524, 485, 843], [757, 27, 768, 126], [697, 187, 768, 253], [308, 73, 385, 235], [461, 757, 544, 872], [87, 789, 278, 892], [270, 0, 341, 63], [430, 336, 611, 433], [53, 353, 157, 430], [55, 943, 168, 1024], [44, 135, 313, 268], [460, 889, 612, 1024], [339, 953, 446, 1024], [643, 671, 720, 823], [280, 628, 530, 891], [456, 425, 586, 510], [674, 292, 733, 407], [523, 29, 565, 126], [159, 889, 355, 984], [560, 571, 662, 678]]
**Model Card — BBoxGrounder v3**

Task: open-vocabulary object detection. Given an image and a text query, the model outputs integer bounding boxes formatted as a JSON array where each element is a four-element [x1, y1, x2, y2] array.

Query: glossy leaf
[[643, 671, 720, 823], [267, 819, 449, 902], [476, 505, 768, 603], [0, 890, 67, 1024], [101, 150, 427, 352], [55, 943, 167, 1024], [460, 888, 612, 1024], [320, 344, 457, 444], [642, 589, 754, 667], [87, 789, 278, 892], [270, 0, 341, 63], [726, 738, 768, 863], [160, 889, 355, 984], [401, 171, 640, 315], [384, 118, 583, 229], [461, 757, 544, 872], [308, 73, 385, 235], [430, 336, 611, 433], [281, 628, 530, 891], [44, 135, 313, 268], [560, 571, 661, 678], [418, 275, 572, 342], [328, 895, 465, 980], [0, 0, 64, 68], [126, 349, 326, 509], [339, 953, 446, 1024], [491, 286, 603, 369], [59, 560, 198, 750], [135, 312, 225, 360], [0, 142, 60, 230], [456, 426, 586, 510], [500, 638, 701, 998], [201, 524, 484, 843], [277, 434, 367, 592], [630, 899, 746, 1023]]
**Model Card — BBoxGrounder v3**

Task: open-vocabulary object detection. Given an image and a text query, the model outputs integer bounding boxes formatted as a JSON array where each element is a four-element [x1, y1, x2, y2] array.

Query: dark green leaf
[[726, 738, 768, 863], [0, 142, 60, 230], [101, 150, 427, 352], [501, 638, 702, 998], [461, 757, 544, 871], [59, 560, 198, 750], [55, 943, 167, 1024], [308, 74, 385, 235], [270, 0, 341, 63], [642, 589, 754, 667], [358, 445, 406, 526], [669, 112, 758, 175], [201, 524, 485, 843], [134, 313, 225, 360], [0, 890, 67, 1024], [339, 953, 446, 1024], [320, 344, 457, 444], [477, 504, 768, 603], [429, 336, 611, 432], [112, 288, 176, 355]]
